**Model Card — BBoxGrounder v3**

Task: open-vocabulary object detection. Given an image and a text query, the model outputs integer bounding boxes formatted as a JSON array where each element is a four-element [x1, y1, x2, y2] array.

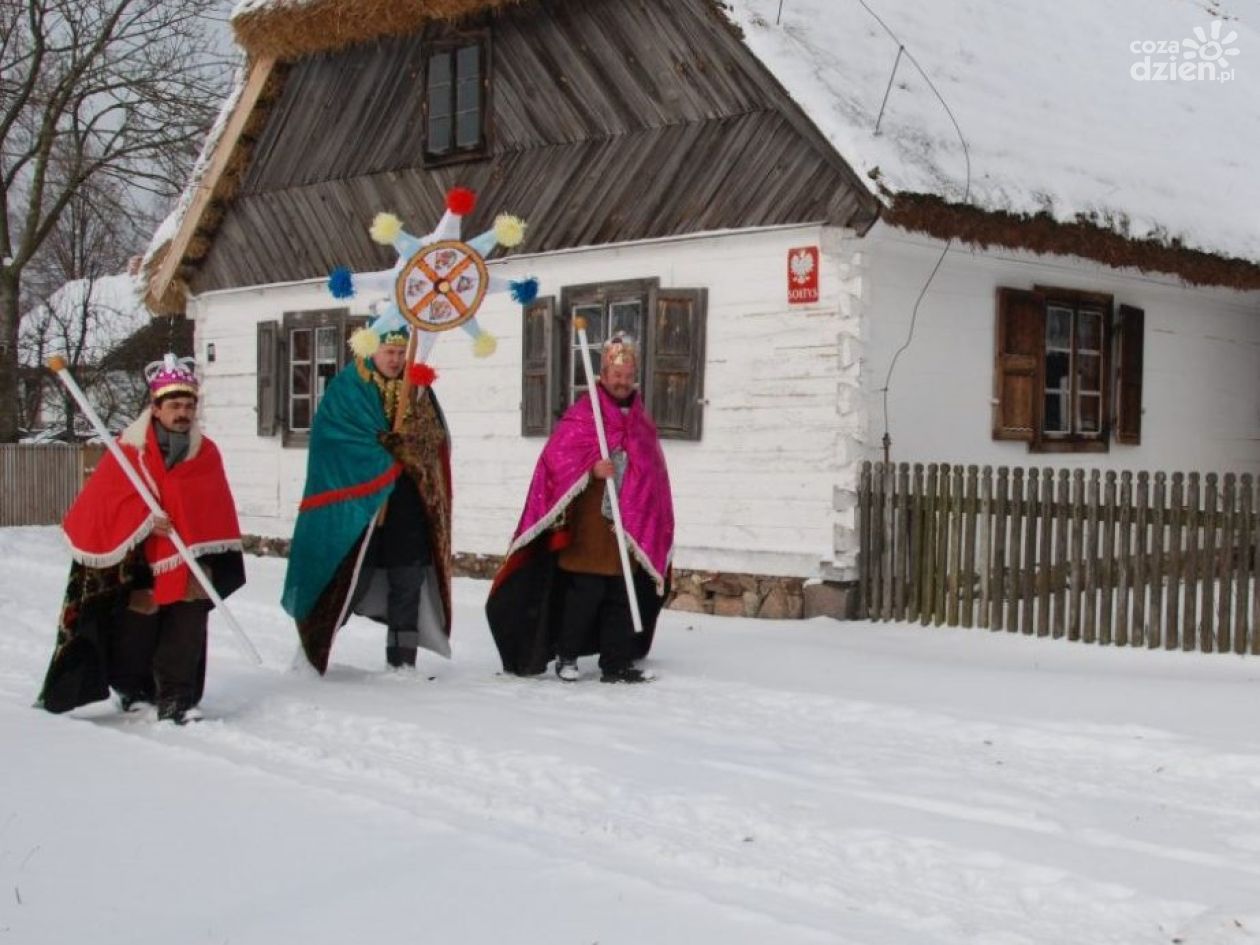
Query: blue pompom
[[328, 266, 355, 299], [509, 277, 539, 305]]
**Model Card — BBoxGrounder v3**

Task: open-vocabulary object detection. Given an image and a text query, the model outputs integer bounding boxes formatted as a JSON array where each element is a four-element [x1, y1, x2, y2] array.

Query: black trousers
[[108, 600, 209, 709], [557, 572, 636, 671]]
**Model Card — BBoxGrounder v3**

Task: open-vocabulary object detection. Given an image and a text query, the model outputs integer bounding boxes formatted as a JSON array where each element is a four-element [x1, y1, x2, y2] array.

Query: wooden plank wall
[[0, 445, 103, 527], [858, 462, 1260, 655], [192, 0, 877, 293]]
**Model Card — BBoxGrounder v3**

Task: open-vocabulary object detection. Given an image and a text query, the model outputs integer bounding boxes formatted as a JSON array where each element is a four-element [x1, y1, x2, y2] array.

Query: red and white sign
[[787, 246, 819, 304]]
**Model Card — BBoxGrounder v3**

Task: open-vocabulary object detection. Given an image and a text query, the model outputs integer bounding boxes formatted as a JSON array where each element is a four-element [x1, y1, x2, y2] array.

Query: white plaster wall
[[190, 225, 865, 580], [859, 223, 1260, 476]]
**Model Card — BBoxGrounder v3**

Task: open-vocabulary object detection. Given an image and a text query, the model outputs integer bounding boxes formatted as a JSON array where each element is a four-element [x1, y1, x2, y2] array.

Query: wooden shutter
[[1115, 304, 1144, 445], [521, 296, 557, 437], [992, 287, 1045, 441], [648, 287, 707, 441], [257, 320, 280, 436]]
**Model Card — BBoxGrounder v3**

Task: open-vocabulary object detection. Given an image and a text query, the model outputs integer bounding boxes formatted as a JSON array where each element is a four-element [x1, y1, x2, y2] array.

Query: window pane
[[290, 328, 311, 362], [1078, 309, 1102, 351], [609, 300, 642, 341], [1045, 351, 1070, 391], [291, 396, 311, 431], [428, 52, 451, 93], [1078, 394, 1101, 433], [1044, 392, 1069, 434], [291, 363, 311, 397], [316, 362, 338, 403], [572, 304, 604, 344], [316, 326, 338, 363], [1077, 352, 1101, 392], [455, 44, 479, 80], [455, 108, 480, 149], [428, 116, 451, 154], [1046, 306, 1072, 350]]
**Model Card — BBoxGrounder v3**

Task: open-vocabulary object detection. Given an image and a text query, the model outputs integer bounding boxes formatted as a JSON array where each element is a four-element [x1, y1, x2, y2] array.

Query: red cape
[[63, 411, 242, 605]]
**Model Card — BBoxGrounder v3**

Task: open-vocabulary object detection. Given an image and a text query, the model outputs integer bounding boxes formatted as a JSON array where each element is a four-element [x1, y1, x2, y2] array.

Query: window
[[257, 309, 366, 445], [993, 287, 1144, 451], [424, 33, 488, 164], [521, 279, 707, 441]]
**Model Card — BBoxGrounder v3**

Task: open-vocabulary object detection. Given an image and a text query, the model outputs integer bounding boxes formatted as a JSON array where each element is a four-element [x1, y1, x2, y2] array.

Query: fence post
[[881, 463, 895, 622], [1007, 467, 1025, 634], [1148, 471, 1166, 648], [934, 463, 951, 627], [1233, 473, 1251, 655], [894, 463, 910, 622], [1166, 472, 1184, 650], [1083, 470, 1101, 644], [1133, 471, 1150, 647], [1219, 473, 1236, 652], [991, 466, 1009, 632], [1100, 471, 1117, 646], [1021, 467, 1038, 635], [908, 463, 925, 623], [1037, 467, 1053, 637], [1068, 469, 1085, 642], [961, 466, 978, 628], [1202, 473, 1218, 652], [978, 466, 993, 630], [1184, 473, 1201, 652], [922, 464, 938, 627], [1116, 471, 1133, 646]]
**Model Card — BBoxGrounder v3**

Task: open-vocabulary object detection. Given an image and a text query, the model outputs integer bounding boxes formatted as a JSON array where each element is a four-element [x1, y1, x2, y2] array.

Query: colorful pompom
[[472, 330, 498, 359], [493, 214, 527, 248], [370, 212, 403, 245], [349, 327, 380, 359], [446, 187, 476, 216], [509, 277, 539, 305], [409, 362, 438, 387], [328, 266, 355, 299]]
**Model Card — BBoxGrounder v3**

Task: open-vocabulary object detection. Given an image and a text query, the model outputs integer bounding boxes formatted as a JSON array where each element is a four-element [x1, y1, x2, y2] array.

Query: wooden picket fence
[[857, 461, 1260, 654], [0, 444, 106, 527]]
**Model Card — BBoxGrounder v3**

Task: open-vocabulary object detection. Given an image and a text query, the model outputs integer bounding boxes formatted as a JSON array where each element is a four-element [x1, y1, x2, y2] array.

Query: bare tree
[[0, 0, 231, 442]]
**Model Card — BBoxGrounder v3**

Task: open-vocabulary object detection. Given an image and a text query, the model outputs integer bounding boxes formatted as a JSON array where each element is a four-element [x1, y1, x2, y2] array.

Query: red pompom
[[409, 362, 438, 387], [445, 187, 476, 216]]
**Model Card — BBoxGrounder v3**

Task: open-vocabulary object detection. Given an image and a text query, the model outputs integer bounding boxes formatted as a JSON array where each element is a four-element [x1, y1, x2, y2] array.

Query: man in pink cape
[[486, 334, 673, 682]]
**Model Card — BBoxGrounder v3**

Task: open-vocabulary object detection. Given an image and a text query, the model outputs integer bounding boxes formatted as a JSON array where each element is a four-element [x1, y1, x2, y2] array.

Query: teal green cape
[[281, 362, 400, 622]]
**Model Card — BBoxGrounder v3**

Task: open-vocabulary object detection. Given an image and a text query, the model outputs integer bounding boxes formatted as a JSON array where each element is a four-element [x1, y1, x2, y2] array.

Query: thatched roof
[[231, 0, 525, 59]]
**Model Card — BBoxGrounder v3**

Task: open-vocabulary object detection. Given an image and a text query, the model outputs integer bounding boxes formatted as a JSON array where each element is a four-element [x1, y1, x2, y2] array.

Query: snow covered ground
[[2, 526, 1259, 945]]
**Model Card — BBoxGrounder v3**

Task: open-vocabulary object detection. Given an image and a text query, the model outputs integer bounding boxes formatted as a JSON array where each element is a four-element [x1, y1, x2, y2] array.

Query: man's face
[[372, 343, 408, 379], [152, 394, 197, 433], [599, 359, 637, 401]]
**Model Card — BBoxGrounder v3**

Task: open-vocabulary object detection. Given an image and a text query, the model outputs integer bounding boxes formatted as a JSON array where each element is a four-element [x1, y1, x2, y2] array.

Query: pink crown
[[144, 353, 199, 401]]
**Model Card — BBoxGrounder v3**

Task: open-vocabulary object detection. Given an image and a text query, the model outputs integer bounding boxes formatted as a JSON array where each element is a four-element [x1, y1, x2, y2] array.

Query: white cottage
[[143, 0, 1260, 618]]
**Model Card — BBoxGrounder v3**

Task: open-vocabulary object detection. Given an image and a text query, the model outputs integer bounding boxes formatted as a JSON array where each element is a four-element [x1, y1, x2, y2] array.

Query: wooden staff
[[573, 318, 644, 636], [47, 356, 263, 666]]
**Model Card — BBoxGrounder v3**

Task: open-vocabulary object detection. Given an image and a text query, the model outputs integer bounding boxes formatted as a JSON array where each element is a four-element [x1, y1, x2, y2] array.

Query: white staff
[[572, 319, 644, 636], [47, 355, 263, 666]]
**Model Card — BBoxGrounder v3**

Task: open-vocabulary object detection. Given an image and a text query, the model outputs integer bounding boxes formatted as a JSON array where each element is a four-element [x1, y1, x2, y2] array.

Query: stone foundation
[[241, 536, 855, 620]]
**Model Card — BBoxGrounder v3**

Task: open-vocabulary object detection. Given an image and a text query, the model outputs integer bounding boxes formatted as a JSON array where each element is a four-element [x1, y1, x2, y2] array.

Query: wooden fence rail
[[0, 444, 105, 527], [858, 462, 1260, 654]]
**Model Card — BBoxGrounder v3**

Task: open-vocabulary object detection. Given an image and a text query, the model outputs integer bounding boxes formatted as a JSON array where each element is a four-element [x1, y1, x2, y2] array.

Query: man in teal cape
[[282, 326, 452, 673]]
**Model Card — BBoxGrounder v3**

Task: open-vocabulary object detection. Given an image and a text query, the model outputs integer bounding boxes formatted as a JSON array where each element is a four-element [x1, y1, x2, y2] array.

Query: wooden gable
[[184, 0, 879, 296]]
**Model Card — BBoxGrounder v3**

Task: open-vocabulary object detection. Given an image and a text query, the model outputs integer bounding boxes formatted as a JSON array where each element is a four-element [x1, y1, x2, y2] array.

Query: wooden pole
[[46, 356, 262, 666], [573, 320, 645, 636]]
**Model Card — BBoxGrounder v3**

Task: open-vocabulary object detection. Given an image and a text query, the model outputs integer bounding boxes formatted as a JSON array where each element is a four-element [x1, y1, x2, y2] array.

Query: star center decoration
[[327, 187, 539, 386]]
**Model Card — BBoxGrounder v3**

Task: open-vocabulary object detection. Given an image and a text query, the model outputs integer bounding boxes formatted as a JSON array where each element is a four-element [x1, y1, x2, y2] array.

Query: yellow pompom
[[493, 214, 527, 248], [370, 212, 403, 245], [473, 330, 498, 359], [349, 327, 380, 359]]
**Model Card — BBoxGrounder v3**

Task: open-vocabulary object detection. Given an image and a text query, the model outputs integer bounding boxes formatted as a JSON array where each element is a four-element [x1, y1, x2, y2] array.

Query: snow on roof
[[723, 0, 1258, 263]]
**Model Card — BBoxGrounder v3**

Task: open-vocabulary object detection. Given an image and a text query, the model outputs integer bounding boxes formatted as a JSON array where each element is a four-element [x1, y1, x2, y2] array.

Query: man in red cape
[[38, 355, 245, 723], [486, 334, 673, 682]]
